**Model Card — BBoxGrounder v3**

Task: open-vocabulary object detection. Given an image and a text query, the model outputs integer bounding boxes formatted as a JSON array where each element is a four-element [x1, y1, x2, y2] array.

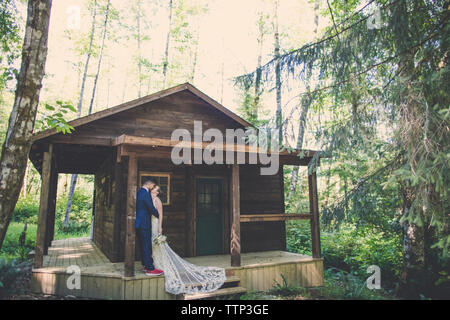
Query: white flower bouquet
[[153, 234, 167, 245]]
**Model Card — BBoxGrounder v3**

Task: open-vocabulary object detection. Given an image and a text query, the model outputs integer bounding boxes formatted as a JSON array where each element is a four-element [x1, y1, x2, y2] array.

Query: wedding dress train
[[150, 215, 227, 295]]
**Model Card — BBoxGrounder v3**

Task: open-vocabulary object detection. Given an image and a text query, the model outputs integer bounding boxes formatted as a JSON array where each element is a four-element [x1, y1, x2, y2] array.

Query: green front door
[[196, 178, 224, 256]]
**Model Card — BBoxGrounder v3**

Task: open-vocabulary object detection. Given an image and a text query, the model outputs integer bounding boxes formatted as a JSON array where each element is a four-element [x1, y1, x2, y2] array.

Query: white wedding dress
[[150, 213, 226, 295]]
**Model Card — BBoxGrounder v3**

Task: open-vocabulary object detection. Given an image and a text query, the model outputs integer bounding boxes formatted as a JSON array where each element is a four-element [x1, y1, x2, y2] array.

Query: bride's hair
[[152, 185, 163, 196]]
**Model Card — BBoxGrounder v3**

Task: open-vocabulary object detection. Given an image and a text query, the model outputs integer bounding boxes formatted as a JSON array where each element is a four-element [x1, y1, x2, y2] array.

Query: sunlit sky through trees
[[8, 0, 329, 147]]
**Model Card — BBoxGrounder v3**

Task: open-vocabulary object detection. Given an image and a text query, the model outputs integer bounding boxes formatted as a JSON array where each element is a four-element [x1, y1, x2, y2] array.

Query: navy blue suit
[[135, 187, 159, 270]]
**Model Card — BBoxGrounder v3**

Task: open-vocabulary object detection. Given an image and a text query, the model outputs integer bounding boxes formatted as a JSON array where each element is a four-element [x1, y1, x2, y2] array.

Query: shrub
[[55, 190, 92, 237], [12, 196, 39, 224], [286, 220, 312, 255], [321, 225, 403, 287], [319, 267, 394, 300], [286, 221, 403, 289], [269, 274, 309, 297], [0, 222, 37, 261], [0, 258, 25, 298]]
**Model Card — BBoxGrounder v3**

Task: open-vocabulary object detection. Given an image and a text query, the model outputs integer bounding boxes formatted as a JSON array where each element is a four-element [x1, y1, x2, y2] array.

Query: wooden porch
[[31, 237, 324, 300]]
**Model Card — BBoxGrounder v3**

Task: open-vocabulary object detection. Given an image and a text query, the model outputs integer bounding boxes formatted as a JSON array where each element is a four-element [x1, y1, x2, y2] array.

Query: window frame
[[138, 172, 171, 205]]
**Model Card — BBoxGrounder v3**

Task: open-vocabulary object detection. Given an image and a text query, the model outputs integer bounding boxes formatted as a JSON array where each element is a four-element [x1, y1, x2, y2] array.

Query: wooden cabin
[[29, 83, 323, 299]]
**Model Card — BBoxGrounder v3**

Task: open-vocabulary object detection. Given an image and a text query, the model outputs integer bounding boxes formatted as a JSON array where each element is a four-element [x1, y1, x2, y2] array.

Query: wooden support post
[[35, 144, 53, 268], [308, 170, 321, 258], [185, 166, 194, 257], [44, 157, 58, 254], [230, 164, 241, 267], [124, 153, 137, 277], [112, 160, 123, 262], [91, 189, 96, 241]]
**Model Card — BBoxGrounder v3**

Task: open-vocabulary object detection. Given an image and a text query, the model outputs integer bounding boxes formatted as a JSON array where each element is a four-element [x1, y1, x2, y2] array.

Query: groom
[[136, 179, 164, 276]]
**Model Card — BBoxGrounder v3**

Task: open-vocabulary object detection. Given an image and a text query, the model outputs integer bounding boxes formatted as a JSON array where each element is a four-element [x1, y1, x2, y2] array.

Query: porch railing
[[240, 213, 312, 222]]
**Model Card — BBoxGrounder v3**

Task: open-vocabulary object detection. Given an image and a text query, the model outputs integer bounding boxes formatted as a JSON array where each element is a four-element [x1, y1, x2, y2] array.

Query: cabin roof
[[29, 83, 321, 174], [32, 83, 253, 142]]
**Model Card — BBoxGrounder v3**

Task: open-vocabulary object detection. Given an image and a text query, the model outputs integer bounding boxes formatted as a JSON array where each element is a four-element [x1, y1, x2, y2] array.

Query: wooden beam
[[112, 160, 123, 262], [185, 166, 195, 257], [114, 134, 318, 166], [45, 135, 112, 146], [240, 213, 312, 222], [44, 157, 58, 254], [113, 134, 318, 157], [230, 164, 241, 267], [308, 170, 321, 258], [124, 153, 137, 277], [34, 144, 53, 268]]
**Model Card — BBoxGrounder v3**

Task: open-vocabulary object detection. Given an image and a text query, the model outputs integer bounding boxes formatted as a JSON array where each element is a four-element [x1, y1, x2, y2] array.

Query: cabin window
[[139, 172, 170, 205]]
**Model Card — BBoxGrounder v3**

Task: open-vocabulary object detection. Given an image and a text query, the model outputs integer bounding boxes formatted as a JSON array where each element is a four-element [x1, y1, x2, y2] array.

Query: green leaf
[[44, 104, 55, 111]]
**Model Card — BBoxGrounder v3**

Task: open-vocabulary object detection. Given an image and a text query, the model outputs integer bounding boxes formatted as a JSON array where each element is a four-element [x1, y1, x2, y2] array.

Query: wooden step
[[181, 276, 241, 290], [182, 286, 247, 300], [221, 276, 240, 288]]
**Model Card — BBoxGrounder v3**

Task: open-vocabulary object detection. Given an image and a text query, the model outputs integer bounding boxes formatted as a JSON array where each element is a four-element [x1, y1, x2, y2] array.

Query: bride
[[149, 185, 227, 295]]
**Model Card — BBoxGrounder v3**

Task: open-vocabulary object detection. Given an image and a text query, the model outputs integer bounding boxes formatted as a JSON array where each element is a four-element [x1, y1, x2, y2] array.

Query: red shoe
[[145, 268, 164, 276]]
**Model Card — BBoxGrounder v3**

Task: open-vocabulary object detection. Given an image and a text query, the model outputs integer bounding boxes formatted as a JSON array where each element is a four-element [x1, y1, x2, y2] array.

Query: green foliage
[[286, 220, 312, 256], [317, 267, 394, 300], [286, 221, 403, 289], [2, 188, 92, 262], [35, 100, 76, 134], [237, 269, 395, 300], [55, 190, 92, 235], [239, 290, 268, 300], [321, 225, 403, 287], [237, 1, 449, 268], [0, 0, 21, 89], [0, 258, 25, 298], [0, 222, 36, 262], [269, 274, 309, 297], [12, 196, 40, 224]]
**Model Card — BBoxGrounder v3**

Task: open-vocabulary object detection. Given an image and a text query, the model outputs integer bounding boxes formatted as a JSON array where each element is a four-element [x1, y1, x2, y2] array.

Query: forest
[[0, 0, 448, 300]]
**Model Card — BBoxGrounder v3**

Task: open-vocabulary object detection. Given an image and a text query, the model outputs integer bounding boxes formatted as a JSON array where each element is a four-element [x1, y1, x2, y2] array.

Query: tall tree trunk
[[162, 0, 173, 89], [88, 0, 111, 115], [76, 0, 97, 118], [322, 163, 332, 207], [253, 10, 265, 123], [22, 164, 28, 198], [64, 174, 77, 227], [220, 60, 224, 104], [189, 31, 199, 83], [392, 0, 428, 296], [273, 0, 282, 146], [146, 48, 154, 94], [64, 0, 97, 227], [399, 184, 426, 297], [288, 0, 320, 199], [136, 0, 142, 97], [0, 0, 52, 249], [122, 79, 127, 103], [288, 94, 310, 198]]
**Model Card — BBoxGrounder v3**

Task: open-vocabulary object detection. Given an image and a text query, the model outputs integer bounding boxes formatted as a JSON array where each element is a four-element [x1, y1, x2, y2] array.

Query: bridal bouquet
[[153, 234, 167, 245]]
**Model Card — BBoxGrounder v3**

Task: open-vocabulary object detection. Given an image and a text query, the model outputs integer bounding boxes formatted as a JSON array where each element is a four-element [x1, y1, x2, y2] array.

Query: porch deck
[[31, 237, 323, 299]]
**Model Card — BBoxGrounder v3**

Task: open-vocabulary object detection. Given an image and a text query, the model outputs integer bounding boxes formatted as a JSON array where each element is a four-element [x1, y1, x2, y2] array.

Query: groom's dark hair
[[143, 178, 156, 186]]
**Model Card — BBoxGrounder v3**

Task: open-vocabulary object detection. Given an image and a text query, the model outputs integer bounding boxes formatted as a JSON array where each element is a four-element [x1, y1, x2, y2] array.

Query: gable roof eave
[[32, 83, 253, 143]]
